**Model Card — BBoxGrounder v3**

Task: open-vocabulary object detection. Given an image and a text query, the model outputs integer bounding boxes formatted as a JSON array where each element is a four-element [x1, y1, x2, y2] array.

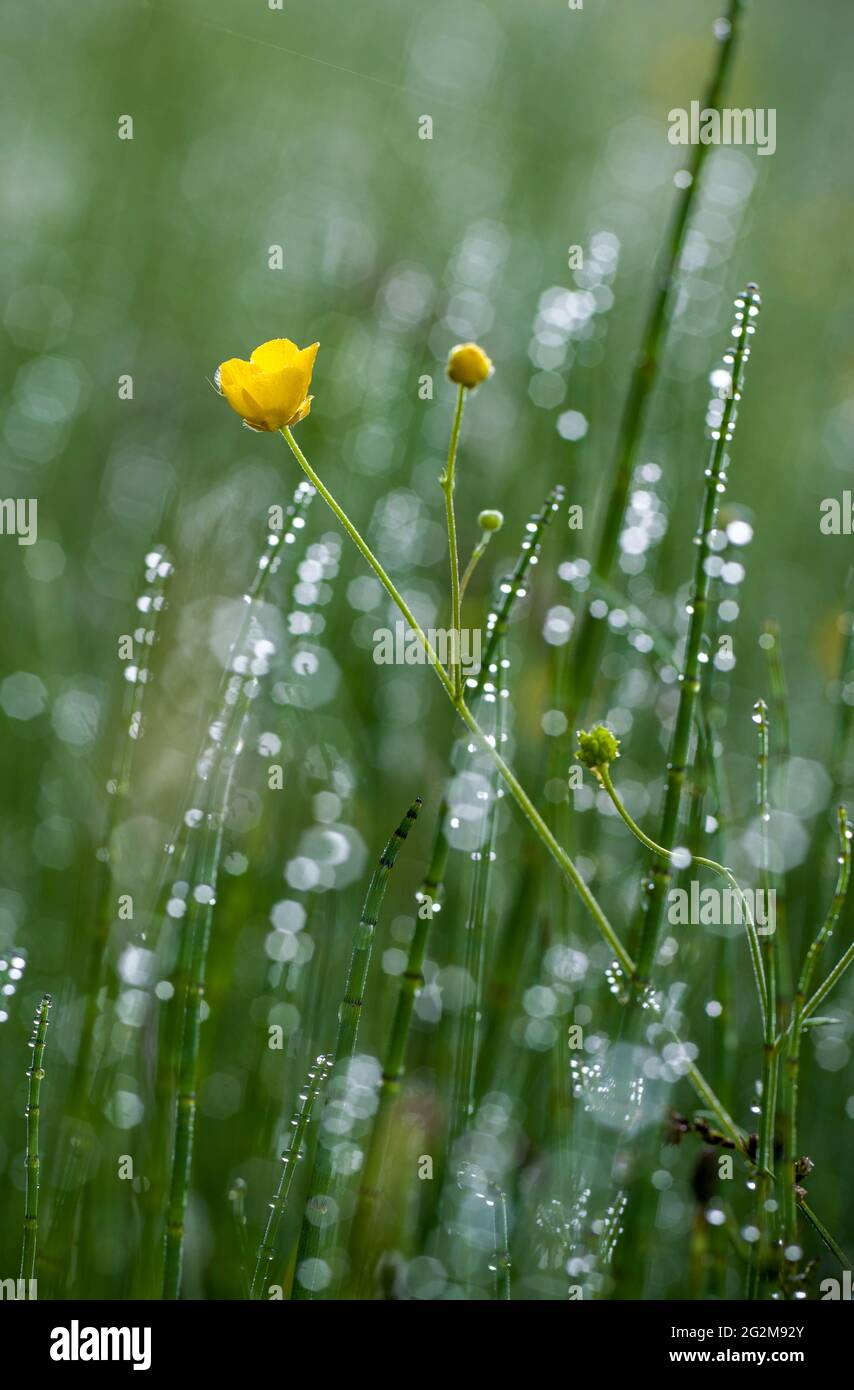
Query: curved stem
[[282, 428, 454, 699], [459, 534, 491, 601], [598, 765, 767, 1032], [279, 430, 634, 980], [440, 384, 466, 701]]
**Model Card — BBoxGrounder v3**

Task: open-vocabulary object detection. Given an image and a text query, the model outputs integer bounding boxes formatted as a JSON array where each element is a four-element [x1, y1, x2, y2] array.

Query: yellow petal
[[244, 367, 308, 429], [289, 394, 313, 425], [250, 338, 301, 372], [218, 358, 268, 427], [217, 342, 319, 430]]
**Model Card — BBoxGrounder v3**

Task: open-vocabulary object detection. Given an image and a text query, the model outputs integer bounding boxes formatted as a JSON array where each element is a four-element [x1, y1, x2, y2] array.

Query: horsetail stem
[[469, 484, 564, 701], [489, 1182, 511, 1300], [634, 283, 762, 987], [751, 698, 778, 1298], [347, 802, 450, 1288], [250, 1053, 332, 1299], [565, 0, 749, 724], [292, 797, 422, 1298], [20, 993, 51, 1294], [451, 642, 507, 1145], [279, 428, 634, 976], [162, 716, 248, 1300], [228, 1178, 249, 1297], [337, 798, 422, 1061], [784, 808, 852, 1242], [681, 1044, 852, 1276], [440, 382, 466, 702], [72, 548, 173, 1106]]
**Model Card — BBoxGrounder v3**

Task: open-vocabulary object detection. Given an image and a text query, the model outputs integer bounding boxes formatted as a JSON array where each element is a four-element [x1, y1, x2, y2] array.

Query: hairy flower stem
[[784, 807, 851, 1245], [565, 0, 748, 726], [281, 429, 634, 977], [20, 994, 52, 1294], [440, 383, 466, 702], [459, 532, 491, 600], [634, 284, 761, 989]]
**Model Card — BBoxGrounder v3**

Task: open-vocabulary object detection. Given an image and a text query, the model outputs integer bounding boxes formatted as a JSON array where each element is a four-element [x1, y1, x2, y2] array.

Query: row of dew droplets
[[248, 1051, 333, 1299], [112, 488, 316, 1262], [156, 481, 315, 922], [0, 950, 27, 1025], [161, 483, 318, 1298], [75, 544, 174, 1098], [155, 488, 320, 1004], [451, 637, 510, 1141], [693, 284, 761, 566], [468, 483, 564, 700]]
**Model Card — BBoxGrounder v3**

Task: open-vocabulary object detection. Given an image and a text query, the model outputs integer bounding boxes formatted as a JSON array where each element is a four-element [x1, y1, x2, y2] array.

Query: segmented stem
[[751, 699, 777, 1298], [566, 0, 748, 723], [292, 798, 422, 1298], [635, 284, 762, 986], [162, 719, 248, 1299], [250, 1053, 332, 1299], [784, 808, 852, 1241], [451, 643, 507, 1144], [348, 803, 450, 1288], [20, 993, 52, 1293]]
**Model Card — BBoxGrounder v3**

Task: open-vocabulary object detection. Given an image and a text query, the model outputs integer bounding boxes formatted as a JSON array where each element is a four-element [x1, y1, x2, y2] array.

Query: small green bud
[[478, 509, 504, 532], [575, 725, 620, 772]]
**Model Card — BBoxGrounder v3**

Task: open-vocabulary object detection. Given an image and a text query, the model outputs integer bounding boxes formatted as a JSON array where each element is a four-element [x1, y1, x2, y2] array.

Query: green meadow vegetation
[[2, 0, 854, 1302]]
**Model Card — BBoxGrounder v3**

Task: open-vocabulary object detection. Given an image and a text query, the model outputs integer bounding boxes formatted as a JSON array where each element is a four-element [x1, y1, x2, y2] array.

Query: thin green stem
[[20, 993, 52, 1295], [250, 1053, 332, 1300], [440, 383, 466, 702], [800, 1200, 853, 1273], [283, 428, 454, 698], [279, 431, 634, 978], [459, 533, 490, 600], [749, 699, 777, 1298], [348, 803, 450, 1291], [469, 485, 564, 700], [229, 1178, 249, 1298], [292, 799, 422, 1299], [598, 764, 767, 1032], [678, 1037, 852, 1275], [490, 1184, 511, 1300], [451, 643, 507, 1146], [785, 807, 851, 1242], [634, 284, 761, 986], [162, 720, 246, 1299], [565, 0, 748, 725]]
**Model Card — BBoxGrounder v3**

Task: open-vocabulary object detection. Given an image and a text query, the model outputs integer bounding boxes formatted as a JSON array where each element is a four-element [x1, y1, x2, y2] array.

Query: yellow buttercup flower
[[447, 342, 493, 390], [216, 338, 319, 432]]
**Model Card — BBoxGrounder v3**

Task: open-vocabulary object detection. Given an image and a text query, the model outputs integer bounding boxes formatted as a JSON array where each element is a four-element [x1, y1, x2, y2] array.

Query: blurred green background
[[3, 0, 854, 1299]]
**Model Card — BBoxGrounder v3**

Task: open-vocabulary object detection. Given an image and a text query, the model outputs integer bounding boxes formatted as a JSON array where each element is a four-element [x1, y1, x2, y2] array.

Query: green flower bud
[[575, 725, 621, 773], [478, 509, 504, 532]]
